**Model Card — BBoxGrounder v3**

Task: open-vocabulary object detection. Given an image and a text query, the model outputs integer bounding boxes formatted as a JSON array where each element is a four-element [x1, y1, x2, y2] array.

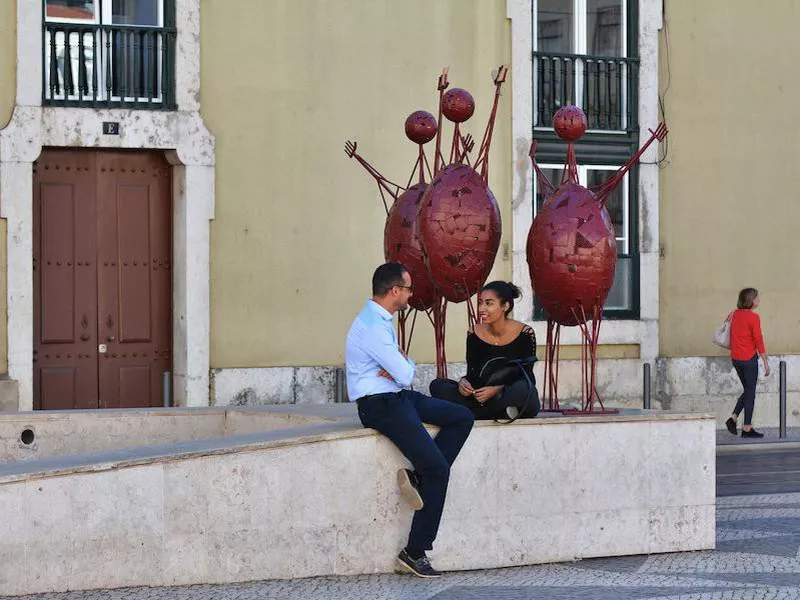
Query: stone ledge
[[0, 408, 716, 596]]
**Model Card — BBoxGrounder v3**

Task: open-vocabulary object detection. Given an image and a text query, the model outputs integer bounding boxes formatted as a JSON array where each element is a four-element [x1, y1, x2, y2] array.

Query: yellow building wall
[[0, 0, 14, 373], [202, 0, 512, 368], [659, 0, 800, 357]]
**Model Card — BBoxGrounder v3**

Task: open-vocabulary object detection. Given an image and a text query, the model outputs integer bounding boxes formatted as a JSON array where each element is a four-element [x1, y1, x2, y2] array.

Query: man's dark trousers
[[356, 389, 475, 552]]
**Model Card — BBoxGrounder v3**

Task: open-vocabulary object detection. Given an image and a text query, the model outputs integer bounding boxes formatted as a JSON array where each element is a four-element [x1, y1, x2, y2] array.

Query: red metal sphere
[[441, 88, 475, 123], [418, 163, 501, 302], [404, 111, 438, 145], [553, 106, 588, 142], [526, 182, 616, 326], [384, 183, 436, 310]]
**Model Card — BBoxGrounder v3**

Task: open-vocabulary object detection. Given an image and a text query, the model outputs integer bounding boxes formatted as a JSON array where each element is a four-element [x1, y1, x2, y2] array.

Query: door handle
[[80, 314, 90, 341], [106, 314, 115, 342]]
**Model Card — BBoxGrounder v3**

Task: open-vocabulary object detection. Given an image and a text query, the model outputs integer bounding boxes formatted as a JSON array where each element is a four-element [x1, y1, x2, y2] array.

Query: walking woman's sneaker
[[397, 468, 424, 511], [396, 549, 442, 578], [741, 429, 764, 438], [725, 417, 737, 435]]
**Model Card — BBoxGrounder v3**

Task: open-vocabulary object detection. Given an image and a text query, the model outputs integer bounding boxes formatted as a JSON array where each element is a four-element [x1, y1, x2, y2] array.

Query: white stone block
[[0, 411, 715, 595], [212, 367, 295, 405], [663, 357, 708, 397], [648, 505, 716, 553], [294, 367, 337, 404]]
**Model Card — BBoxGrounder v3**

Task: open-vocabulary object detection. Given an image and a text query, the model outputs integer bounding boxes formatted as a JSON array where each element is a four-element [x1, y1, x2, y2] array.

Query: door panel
[[96, 151, 171, 408], [33, 149, 172, 410], [33, 150, 99, 410]]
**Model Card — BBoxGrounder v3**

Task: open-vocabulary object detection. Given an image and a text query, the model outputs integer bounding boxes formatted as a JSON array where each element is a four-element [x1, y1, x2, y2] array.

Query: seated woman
[[430, 281, 540, 420]]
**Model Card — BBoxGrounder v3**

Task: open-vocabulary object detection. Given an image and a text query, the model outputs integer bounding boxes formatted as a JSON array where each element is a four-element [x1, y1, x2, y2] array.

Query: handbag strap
[[493, 358, 535, 424]]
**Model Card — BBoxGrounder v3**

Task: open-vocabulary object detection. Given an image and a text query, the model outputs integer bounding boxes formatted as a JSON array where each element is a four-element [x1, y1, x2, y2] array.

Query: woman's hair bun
[[506, 282, 522, 300]]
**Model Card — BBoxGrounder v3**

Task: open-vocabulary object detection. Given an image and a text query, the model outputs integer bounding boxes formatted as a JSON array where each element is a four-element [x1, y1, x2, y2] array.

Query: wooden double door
[[33, 149, 172, 410]]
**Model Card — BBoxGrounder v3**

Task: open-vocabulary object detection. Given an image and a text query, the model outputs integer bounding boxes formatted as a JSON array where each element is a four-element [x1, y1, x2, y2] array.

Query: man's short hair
[[372, 262, 407, 297]]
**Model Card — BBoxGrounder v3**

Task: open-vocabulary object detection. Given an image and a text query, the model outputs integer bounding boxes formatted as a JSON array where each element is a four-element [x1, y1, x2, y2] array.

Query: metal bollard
[[334, 367, 349, 403], [162, 371, 172, 408], [779, 360, 787, 439], [643, 362, 651, 410]]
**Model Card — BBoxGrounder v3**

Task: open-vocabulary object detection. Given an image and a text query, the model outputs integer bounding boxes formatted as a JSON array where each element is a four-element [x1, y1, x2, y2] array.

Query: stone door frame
[[0, 0, 215, 410]]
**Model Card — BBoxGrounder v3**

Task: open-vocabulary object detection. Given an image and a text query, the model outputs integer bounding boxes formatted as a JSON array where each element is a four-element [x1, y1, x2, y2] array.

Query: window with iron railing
[[43, 0, 176, 109], [534, 0, 638, 132], [530, 0, 640, 321]]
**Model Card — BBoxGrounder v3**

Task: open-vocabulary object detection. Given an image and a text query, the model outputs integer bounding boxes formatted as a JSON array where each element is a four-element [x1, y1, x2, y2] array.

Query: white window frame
[[43, 0, 165, 104], [533, 0, 629, 133]]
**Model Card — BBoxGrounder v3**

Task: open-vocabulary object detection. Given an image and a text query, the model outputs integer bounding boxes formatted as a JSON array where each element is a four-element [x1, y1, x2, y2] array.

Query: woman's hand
[[473, 385, 504, 403], [458, 378, 475, 397]]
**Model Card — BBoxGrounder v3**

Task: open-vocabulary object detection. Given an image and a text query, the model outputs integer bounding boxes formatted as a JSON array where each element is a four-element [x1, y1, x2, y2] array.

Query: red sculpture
[[527, 106, 667, 413], [345, 67, 508, 377]]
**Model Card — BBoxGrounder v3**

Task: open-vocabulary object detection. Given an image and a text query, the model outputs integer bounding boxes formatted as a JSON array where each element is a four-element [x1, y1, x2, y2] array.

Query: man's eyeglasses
[[395, 284, 413, 292]]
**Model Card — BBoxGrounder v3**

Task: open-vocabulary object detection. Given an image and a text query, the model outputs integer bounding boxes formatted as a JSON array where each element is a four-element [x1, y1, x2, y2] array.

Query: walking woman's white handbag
[[713, 312, 733, 349]]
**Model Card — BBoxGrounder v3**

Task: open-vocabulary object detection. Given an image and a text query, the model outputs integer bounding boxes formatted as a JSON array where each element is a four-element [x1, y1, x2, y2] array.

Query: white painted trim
[[508, 0, 663, 360], [0, 0, 215, 410]]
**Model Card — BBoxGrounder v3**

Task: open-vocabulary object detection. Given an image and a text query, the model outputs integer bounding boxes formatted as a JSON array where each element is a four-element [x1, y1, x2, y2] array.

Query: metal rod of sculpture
[[527, 105, 667, 413], [344, 67, 507, 378]]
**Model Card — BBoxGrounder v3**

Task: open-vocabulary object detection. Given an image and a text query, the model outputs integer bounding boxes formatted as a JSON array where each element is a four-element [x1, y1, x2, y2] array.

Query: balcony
[[43, 21, 176, 109], [534, 51, 639, 133]]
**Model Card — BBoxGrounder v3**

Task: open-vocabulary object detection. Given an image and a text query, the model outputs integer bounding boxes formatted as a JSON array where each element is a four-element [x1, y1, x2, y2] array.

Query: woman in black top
[[430, 281, 540, 420]]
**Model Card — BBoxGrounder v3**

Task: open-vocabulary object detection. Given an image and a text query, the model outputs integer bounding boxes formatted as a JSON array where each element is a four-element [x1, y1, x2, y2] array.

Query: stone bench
[[0, 406, 715, 596]]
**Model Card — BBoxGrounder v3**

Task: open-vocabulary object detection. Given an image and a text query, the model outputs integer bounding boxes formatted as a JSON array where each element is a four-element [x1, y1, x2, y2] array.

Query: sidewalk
[[717, 426, 800, 449]]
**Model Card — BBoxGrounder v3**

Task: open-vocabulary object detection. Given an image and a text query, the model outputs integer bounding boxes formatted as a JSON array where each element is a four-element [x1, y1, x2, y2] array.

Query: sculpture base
[[562, 408, 621, 415]]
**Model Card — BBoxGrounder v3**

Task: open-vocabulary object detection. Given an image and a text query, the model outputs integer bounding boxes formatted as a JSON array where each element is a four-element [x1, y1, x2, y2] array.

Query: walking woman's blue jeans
[[356, 389, 474, 552], [732, 355, 759, 426]]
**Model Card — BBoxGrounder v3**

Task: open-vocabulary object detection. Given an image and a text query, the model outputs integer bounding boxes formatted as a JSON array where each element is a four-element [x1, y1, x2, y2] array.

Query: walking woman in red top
[[725, 288, 770, 438]]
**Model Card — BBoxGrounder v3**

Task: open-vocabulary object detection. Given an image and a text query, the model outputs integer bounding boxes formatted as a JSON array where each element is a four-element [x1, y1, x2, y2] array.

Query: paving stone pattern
[[8, 492, 800, 600]]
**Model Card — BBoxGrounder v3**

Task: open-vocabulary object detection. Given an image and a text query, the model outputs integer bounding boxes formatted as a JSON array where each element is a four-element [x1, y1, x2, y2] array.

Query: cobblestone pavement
[[9, 493, 800, 600]]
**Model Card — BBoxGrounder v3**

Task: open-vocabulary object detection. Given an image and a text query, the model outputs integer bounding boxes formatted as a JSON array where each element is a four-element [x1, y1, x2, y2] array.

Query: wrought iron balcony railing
[[43, 21, 176, 109], [534, 51, 639, 133]]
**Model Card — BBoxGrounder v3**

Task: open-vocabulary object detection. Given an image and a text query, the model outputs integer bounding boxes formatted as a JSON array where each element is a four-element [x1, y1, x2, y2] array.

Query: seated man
[[346, 262, 475, 578]]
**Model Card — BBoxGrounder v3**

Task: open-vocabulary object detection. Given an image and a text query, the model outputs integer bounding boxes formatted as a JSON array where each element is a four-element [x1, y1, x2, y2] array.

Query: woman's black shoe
[[725, 418, 737, 435], [741, 429, 764, 438]]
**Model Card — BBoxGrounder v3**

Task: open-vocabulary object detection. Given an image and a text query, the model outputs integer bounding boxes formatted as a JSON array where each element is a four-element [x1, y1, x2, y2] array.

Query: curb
[[717, 440, 800, 454]]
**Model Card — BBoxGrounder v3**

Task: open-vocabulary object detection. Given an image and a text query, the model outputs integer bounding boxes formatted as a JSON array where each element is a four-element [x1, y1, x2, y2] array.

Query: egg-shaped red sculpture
[[442, 88, 475, 123], [404, 111, 438, 145], [418, 163, 501, 302], [384, 183, 436, 310], [526, 182, 616, 326], [553, 105, 588, 142]]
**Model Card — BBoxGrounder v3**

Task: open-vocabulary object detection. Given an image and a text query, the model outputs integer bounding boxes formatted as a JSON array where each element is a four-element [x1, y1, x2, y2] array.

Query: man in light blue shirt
[[346, 262, 474, 578]]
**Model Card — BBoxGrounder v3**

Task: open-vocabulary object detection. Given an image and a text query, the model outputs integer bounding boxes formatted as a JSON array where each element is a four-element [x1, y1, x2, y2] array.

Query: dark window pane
[[605, 255, 633, 311], [112, 0, 160, 26], [46, 0, 96, 21], [587, 0, 623, 56], [537, 0, 573, 53], [535, 168, 564, 214]]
